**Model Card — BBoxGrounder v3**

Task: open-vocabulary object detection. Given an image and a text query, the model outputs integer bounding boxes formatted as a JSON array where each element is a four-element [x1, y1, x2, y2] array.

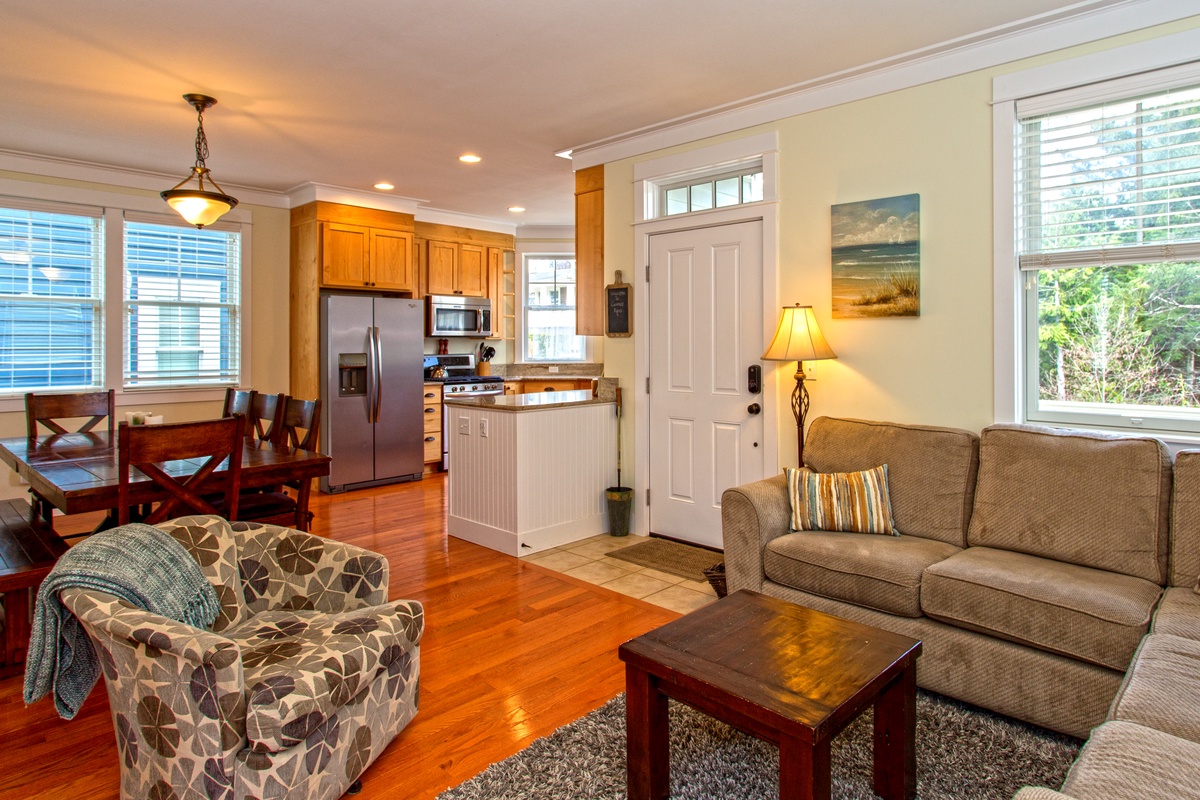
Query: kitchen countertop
[[443, 390, 613, 412]]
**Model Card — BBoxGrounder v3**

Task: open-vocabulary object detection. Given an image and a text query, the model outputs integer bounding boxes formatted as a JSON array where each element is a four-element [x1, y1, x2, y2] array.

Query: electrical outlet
[[805, 360, 816, 381], [458, 417, 470, 435], [479, 418, 489, 438]]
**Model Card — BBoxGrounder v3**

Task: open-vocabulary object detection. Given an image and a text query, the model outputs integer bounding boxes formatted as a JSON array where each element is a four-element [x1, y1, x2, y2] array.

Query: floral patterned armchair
[[60, 515, 423, 800]]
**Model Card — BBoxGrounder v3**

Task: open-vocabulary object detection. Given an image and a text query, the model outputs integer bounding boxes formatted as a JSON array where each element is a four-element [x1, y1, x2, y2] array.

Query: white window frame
[[0, 177, 251, 412], [993, 28, 1200, 444], [514, 240, 592, 363]]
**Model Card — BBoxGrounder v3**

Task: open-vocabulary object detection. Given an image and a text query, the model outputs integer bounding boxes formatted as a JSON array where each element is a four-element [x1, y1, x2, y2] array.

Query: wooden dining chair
[[25, 389, 117, 522], [25, 389, 116, 438], [117, 415, 245, 525], [222, 387, 255, 419], [246, 392, 285, 444], [237, 397, 322, 531]]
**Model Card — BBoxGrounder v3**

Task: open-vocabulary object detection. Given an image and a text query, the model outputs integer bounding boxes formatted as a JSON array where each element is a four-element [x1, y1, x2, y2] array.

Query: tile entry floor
[[524, 534, 719, 614]]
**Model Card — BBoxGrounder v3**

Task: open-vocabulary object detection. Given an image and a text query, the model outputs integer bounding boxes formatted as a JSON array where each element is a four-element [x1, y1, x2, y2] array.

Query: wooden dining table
[[0, 431, 331, 528]]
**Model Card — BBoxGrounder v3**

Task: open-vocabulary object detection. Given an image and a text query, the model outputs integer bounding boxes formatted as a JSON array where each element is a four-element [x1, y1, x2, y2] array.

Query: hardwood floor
[[0, 475, 679, 799]]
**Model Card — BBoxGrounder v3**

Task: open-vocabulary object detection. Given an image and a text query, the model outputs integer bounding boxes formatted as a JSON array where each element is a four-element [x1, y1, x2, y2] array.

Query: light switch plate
[[458, 417, 470, 435]]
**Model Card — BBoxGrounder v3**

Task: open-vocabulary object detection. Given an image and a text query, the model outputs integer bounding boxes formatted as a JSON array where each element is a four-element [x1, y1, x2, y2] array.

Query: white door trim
[[633, 202, 779, 536]]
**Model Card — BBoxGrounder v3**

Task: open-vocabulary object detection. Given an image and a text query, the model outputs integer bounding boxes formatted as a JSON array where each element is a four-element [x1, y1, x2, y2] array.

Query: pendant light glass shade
[[161, 94, 238, 228]]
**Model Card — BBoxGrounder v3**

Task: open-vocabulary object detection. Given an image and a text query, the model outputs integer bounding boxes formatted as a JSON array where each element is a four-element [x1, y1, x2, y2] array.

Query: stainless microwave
[[426, 295, 493, 338]]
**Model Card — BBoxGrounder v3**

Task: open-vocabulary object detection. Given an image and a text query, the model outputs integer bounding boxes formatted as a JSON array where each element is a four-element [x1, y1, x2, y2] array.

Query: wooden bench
[[0, 498, 68, 675]]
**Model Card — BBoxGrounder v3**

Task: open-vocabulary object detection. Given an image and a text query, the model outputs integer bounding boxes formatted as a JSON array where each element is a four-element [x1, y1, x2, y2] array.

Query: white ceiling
[[0, 0, 1175, 227]]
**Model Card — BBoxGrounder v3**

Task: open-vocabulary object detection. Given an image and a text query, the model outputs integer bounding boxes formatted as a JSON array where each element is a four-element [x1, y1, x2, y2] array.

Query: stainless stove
[[423, 354, 503, 396]]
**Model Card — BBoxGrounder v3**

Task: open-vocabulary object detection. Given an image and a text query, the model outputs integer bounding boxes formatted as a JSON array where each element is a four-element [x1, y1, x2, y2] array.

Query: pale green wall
[[0, 172, 291, 498], [603, 16, 1200, 476]]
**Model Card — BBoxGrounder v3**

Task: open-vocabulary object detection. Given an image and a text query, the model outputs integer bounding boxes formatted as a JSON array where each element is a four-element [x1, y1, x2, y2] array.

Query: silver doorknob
[[747, 403, 761, 415]]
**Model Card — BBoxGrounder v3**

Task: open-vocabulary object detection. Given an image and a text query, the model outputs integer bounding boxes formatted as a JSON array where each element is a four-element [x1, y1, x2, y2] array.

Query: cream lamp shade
[[160, 94, 238, 229], [761, 304, 836, 466], [762, 304, 837, 363]]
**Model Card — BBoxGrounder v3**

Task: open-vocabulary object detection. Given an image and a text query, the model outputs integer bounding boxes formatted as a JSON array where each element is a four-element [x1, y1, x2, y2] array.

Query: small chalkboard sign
[[605, 271, 632, 337]]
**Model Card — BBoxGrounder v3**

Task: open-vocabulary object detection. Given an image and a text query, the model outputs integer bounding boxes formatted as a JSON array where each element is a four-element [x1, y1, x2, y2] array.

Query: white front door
[[648, 220, 765, 548]]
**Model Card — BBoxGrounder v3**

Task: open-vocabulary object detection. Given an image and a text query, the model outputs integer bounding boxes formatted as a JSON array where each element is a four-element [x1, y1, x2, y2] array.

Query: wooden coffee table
[[618, 589, 921, 800]]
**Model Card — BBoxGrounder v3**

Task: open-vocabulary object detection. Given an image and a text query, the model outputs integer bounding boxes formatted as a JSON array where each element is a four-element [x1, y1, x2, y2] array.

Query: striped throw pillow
[[786, 464, 897, 535]]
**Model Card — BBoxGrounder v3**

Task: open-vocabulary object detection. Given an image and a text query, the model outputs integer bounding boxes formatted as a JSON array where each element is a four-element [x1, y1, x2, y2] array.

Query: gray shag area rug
[[437, 691, 1080, 800], [607, 538, 723, 582]]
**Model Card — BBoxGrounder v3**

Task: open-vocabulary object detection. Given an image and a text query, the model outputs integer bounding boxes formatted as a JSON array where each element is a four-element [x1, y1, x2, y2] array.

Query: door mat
[[608, 538, 723, 583]]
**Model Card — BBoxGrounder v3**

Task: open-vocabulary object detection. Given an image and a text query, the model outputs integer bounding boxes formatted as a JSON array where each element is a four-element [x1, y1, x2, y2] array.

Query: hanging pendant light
[[160, 93, 238, 228]]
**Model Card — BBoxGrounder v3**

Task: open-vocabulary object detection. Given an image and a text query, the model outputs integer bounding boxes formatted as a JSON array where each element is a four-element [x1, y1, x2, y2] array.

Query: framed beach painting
[[830, 194, 920, 318]]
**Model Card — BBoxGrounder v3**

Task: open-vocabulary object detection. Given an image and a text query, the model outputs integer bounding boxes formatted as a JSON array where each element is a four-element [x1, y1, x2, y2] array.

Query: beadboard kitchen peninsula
[[444, 387, 618, 556]]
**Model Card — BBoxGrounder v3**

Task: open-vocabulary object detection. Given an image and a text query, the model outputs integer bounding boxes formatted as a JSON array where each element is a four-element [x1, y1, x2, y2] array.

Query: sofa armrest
[[233, 523, 390, 614], [721, 473, 791, 594]]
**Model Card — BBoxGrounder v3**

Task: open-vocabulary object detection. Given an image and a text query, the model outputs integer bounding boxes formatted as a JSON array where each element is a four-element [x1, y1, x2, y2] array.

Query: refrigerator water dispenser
[[338, 353, 368, 397]]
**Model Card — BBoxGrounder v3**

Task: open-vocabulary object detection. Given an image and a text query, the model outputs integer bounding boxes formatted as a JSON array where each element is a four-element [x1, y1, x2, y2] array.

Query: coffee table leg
[[626, 664, 669, 800], [780, 736, 830, 800], [873, 664, 917, 800]]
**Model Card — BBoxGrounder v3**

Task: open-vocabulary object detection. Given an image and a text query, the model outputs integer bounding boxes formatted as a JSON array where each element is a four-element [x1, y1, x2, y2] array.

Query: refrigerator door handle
[[366, 326, 378, 424], [372, 326, 384, 421]]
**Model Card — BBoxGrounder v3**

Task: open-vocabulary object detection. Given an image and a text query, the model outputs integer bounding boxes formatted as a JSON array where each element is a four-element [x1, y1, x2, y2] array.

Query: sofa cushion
[[922, 547, 1161, 670], [157, 516, 248, 632], [1061, 721, 1200, 800], [231, 600, 424, 753], [764, 531, 960, 617], [804, 417, 978, 547], [786, 464, 896, 535], [1109, 634, 1200, 743], [1152, 586, 1200, 641], [1170, 451, 1200, 588], [967, 424, 1171, 583]]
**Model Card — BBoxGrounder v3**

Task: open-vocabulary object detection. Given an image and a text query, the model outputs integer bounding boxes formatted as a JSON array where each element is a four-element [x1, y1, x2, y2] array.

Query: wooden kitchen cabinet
[[423, 383, 443, 468], [575, 165, 605, 336], [320, 223, 414, 291], [521, 379, 593, 393], [423, 240, 487, 297]]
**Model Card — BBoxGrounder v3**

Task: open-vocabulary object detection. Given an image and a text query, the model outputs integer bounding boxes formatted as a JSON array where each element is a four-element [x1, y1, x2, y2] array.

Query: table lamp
[[762, 304, 837, 466]]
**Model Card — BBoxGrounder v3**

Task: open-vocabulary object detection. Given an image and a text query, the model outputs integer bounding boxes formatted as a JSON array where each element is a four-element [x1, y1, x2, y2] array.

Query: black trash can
[[605, 486, 633, 536]]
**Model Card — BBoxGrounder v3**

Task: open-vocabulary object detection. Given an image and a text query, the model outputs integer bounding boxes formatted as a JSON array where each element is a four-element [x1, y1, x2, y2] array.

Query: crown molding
[[515, 225, 575, 240], [0, 148, 289, 208], [284, 182, 426, 215], [568, 0, 1200, 169]]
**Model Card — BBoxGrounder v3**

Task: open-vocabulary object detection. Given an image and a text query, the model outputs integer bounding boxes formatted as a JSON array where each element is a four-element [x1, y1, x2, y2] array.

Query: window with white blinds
[[0, 203, 104, 391], [1016, 76, 1200, 433], [123, 218, 240, 388]]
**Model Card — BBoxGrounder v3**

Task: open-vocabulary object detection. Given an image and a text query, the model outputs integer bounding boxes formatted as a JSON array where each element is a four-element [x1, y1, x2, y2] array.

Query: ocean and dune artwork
[[830, 194, 920, 318]]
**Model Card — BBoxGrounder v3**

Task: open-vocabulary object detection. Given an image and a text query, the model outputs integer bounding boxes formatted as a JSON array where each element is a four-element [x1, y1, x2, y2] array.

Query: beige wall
[[0, 172, 291, 499], [602, 16, 1200, 478]]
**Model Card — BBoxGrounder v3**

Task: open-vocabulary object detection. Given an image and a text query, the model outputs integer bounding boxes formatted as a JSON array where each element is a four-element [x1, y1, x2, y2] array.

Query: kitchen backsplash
[[492, 362, 604, 378]]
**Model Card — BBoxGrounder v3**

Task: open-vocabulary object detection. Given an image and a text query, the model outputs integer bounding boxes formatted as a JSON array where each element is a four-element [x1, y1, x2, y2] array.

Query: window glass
[[0, 207, 103, 391], [665, 187, 688, 216], [124, 221, 240, 388], [660, 167, 763, 217], [1018, 82, 1200, 432], [524, 256, 584, 361], [715, 177, 740, 207]]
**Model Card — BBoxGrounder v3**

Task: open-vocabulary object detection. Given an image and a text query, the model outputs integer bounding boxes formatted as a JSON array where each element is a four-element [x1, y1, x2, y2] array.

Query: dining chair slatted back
[[222, 388, 255, 419], [274, 397, 322, 451], [118, 415, 245, 525], [247, 392, 286, 444], [25, 390, 116, 438]]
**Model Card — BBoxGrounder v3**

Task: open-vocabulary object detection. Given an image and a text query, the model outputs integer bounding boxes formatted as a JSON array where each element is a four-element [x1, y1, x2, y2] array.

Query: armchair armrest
[[232, 522, 390, 614], [60, 587, 247, 787], [721, 473, 791, 594]]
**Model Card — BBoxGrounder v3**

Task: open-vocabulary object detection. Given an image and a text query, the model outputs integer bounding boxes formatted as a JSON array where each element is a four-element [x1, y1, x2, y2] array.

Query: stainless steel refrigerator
[[320, 294, 424, 492]]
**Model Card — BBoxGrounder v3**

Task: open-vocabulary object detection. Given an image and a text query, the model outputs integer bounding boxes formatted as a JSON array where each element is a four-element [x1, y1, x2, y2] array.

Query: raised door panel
[[458, 243, 487, 297], [321, 223, 370, 288], [427, 240, 458, 295], [371, 229, 414, 291], [486, 247, 503, 339]]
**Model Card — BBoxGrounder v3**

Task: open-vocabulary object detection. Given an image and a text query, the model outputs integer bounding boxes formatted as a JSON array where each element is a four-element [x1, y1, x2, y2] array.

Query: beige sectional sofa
[[723, 417, 1200, 796]]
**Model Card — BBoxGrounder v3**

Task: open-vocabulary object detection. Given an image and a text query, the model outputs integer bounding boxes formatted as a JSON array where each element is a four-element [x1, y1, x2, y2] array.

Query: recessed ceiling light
[[459, 154, 482, 164], [508, 206, 525, 213], [374, 182, 394, 191]]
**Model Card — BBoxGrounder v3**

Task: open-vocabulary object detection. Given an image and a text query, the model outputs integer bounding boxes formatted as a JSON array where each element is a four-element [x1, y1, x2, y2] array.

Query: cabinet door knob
[[425, 436, 436, 442], [425, 407, 436, 413], [424, 392, 436, 398]]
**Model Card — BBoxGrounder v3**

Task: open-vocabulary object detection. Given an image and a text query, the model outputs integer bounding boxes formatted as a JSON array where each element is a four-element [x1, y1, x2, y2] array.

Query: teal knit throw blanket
[[24, 523, 220, 719]]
